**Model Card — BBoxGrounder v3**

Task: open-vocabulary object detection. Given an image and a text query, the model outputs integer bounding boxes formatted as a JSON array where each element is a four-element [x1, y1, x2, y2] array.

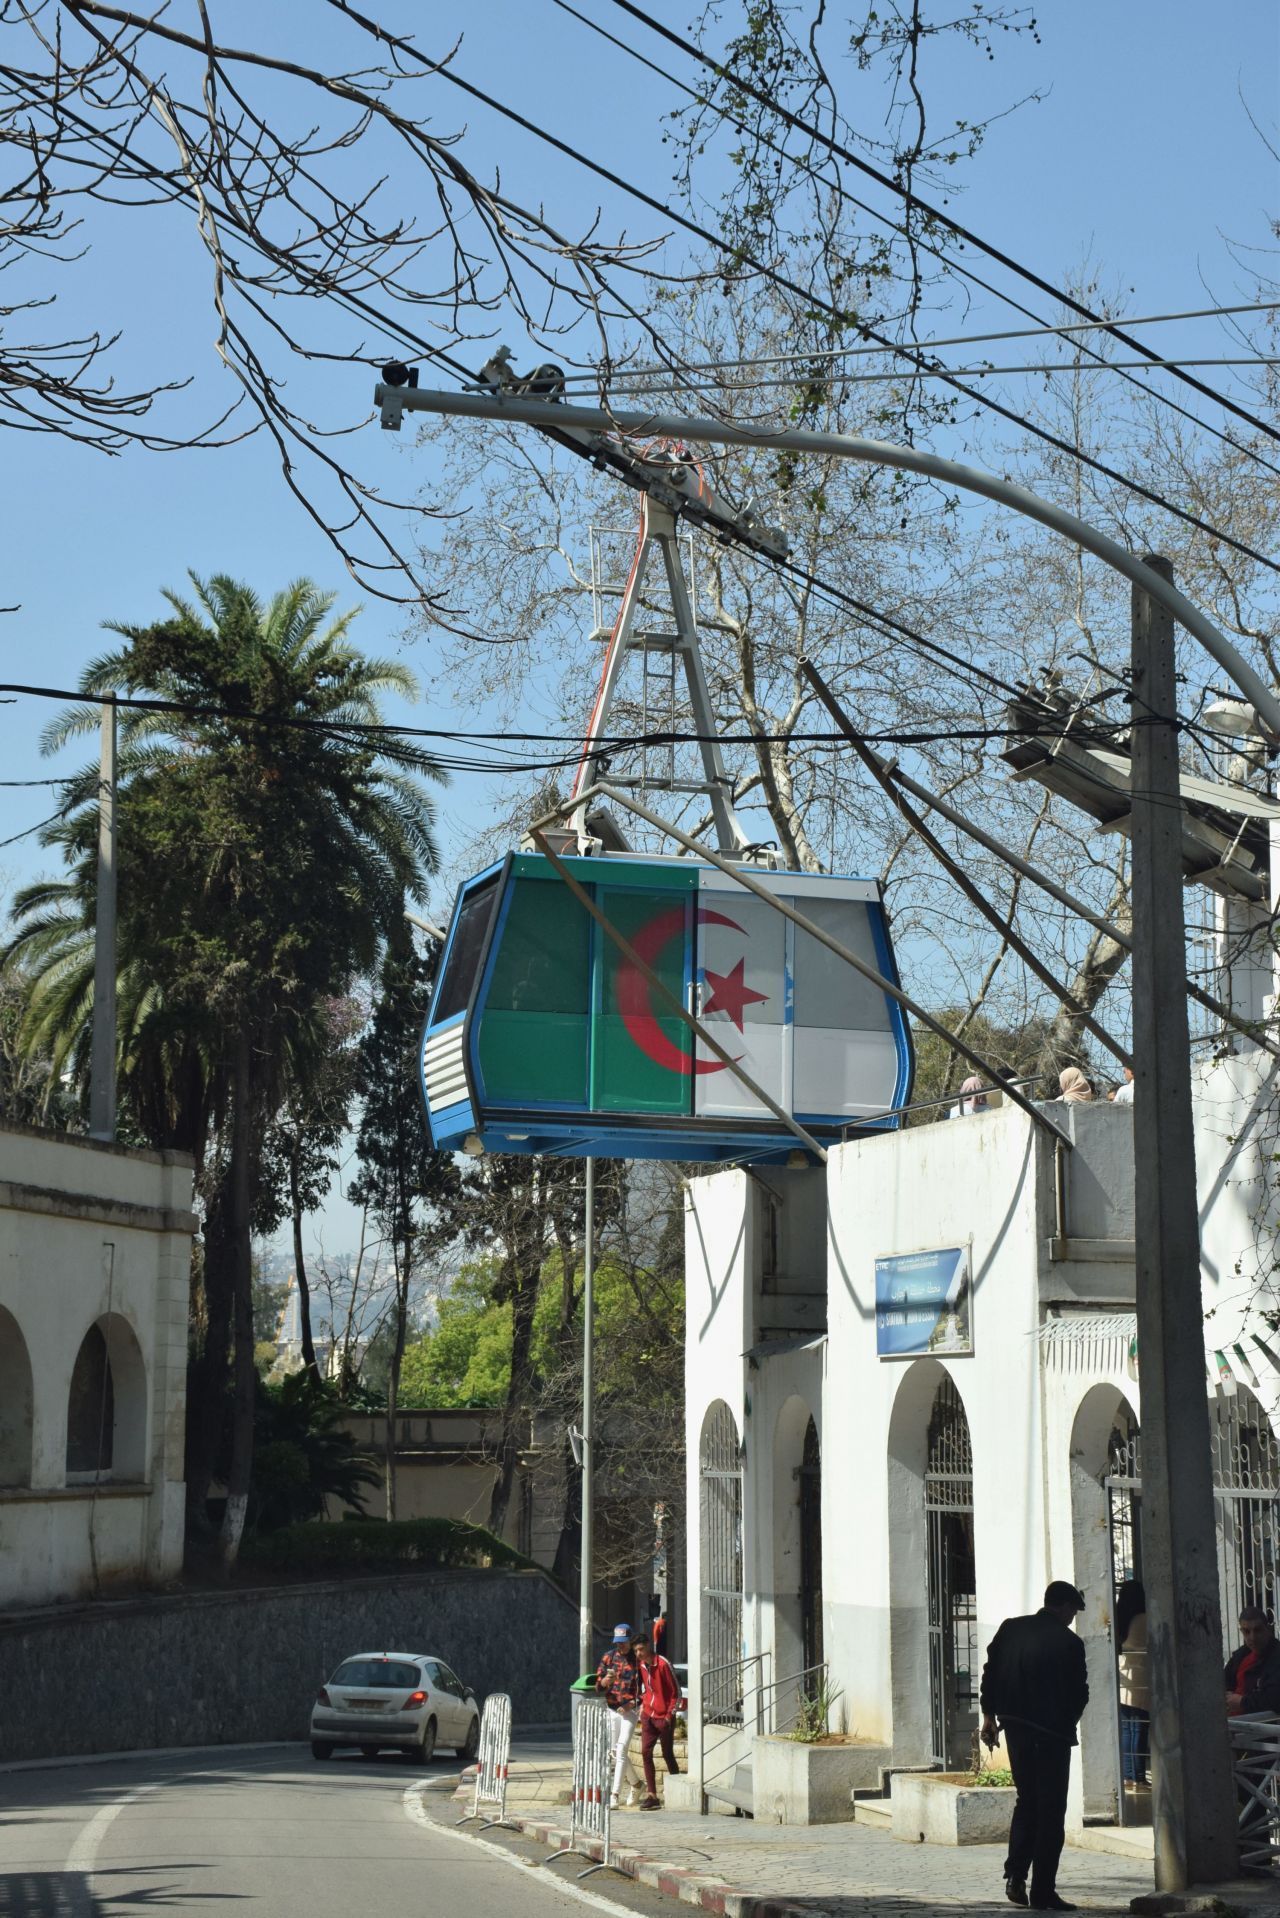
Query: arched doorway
[[1071, 1384, 1142, 1825], [700, 1400, 743, 1724], [800, 1417, 823, 1677], [924, 1375, 977, 1769], [0, 1306, 33, 1487]]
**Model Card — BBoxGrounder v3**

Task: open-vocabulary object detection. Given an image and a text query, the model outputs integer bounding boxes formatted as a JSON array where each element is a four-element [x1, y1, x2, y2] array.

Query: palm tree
[[4, 574, 443, 1565]]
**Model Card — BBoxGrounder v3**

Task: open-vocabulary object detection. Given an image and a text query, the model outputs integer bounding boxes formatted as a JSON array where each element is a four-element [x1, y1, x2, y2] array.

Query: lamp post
[[579, 1155, 596, 1678]]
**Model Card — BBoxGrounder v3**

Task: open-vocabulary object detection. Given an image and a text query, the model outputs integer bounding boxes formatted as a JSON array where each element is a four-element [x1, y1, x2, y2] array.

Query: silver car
[[310, 1650, 481, 1763]]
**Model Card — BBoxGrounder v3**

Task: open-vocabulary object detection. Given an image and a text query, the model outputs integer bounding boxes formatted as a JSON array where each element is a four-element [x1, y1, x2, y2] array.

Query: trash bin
[[570, 1672, 597, 1741]]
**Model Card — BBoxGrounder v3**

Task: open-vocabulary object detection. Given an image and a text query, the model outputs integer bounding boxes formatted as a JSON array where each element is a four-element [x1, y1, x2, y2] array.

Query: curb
[[449, 1789, 817, 1918]]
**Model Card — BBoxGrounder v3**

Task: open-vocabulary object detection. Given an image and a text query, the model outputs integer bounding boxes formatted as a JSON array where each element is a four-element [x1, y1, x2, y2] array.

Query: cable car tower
[[378, 353, 914, 1164]]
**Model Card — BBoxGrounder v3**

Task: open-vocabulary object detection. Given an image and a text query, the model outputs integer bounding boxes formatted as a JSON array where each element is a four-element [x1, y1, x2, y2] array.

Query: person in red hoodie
[[633, 1633, 681, 1810]]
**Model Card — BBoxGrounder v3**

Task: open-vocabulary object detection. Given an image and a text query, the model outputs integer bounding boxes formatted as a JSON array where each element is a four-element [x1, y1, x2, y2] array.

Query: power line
[[380, 32, 1280, 574], [601, 0, 1280, 451], [569, 303, 1280, 383], [548, 0, 1280, 487], [557, 356, 1280, 397]]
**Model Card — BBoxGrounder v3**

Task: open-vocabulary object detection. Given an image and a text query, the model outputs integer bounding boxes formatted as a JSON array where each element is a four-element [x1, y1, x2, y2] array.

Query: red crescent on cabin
[[615, 905, 751, 1075]]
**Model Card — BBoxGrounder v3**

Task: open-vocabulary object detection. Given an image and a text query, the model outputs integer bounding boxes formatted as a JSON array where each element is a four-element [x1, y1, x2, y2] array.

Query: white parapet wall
[[0, 1123, 195, 1609]]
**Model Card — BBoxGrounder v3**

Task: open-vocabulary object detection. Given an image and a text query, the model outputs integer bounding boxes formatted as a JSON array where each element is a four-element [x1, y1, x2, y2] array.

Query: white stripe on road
[[65, 1783, 160, 1915], [402, 1781, 643, 1918]]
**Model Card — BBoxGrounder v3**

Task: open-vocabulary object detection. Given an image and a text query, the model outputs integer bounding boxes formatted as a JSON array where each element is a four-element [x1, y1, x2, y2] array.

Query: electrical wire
[[563, 303, 1280, 384], [600, 0, 1280, 451], [395, 39, 1280, 575], [556, 356, 1280, 397], [548, 0, 1280, 487]]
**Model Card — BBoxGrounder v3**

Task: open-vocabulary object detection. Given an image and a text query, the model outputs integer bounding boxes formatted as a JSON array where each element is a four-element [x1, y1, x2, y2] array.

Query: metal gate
[[700, 1400, 744, 1725], [924, 1376, 977, 1769], [799, 1416, 824, 1677], [1211, 1389, 1280, 1629], [1106, 1392, 1280, 1656]]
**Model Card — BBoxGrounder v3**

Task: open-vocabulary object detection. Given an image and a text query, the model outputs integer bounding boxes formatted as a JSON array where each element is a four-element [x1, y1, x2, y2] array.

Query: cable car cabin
[[419, 851, 913, 1165]]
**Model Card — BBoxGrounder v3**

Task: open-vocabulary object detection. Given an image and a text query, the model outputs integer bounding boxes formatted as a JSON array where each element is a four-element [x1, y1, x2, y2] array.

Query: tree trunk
[[1041, 877, 1133, 1070], [185, 1178, 232, 1547], [288, 1139, 320, 1380], [384, 1236, 411, 1521], [217, 1029, 257, 1573], [488, 1245, 540, 1540]]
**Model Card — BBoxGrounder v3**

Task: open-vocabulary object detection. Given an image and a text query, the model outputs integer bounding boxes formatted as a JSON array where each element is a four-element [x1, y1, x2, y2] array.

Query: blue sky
[[1, 0, 1276, 1262]]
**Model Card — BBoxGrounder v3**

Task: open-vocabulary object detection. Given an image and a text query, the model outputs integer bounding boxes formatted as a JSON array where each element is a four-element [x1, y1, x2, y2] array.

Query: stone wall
[[0, 1566, 575, 1764]]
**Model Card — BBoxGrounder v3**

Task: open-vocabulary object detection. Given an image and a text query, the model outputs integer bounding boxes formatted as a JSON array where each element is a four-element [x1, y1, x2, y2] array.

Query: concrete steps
[[852, 1796, 893, 1829]]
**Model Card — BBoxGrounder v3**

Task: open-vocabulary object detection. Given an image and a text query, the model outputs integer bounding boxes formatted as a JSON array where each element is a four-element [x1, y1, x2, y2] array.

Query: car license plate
[[350, 1697, 386, 1711]]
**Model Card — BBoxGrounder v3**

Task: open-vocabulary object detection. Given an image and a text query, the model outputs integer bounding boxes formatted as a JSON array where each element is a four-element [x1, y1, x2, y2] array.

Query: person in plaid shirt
[[596, 1623, 642, 1808]]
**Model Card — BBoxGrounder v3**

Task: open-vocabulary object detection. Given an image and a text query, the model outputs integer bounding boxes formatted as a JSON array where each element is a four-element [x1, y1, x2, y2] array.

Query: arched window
[[700, 1400, 743, 1723], [65, 1315, 147, 1482], [0, 1306, 33, 1487]]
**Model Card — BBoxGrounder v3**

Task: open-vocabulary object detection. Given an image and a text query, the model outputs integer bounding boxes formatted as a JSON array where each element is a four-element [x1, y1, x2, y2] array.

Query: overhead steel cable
[[560, 302, 1280, 383], [548, 0, 1280, 486], [343, 22, 1280, 574], [601, 0, 1280, 451]]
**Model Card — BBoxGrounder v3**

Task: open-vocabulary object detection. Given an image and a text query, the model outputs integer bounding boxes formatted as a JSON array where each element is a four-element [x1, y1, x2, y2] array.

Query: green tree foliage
[[244, 1373, 381, 1534], [3, 574, 443, 1568]]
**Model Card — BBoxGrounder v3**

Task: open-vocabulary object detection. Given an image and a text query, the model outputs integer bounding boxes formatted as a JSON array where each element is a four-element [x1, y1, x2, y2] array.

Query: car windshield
[[331, 1659, 420, 1689]]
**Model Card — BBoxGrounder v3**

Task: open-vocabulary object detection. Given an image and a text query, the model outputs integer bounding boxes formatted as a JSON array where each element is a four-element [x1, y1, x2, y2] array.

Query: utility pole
[[1131, 557, 1237, 1889], [89, 697, 117, 1144], [578, 1154, 596, 1677]]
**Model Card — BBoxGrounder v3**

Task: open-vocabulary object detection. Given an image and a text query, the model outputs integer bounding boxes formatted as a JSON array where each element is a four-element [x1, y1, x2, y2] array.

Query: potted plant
[[753, 1677, 891, 1825], [890, 1749, 1017, 1846]]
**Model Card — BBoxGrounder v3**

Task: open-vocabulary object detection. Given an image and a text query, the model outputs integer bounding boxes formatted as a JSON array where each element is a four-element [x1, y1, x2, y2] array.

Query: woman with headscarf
[[1115, 1579, 1149, 1789], [1057, 1067, 1094, 1104]]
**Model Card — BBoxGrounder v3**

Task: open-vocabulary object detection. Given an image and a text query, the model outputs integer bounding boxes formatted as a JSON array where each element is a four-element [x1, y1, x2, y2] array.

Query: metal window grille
[[924, 1377, 977, 1768], [1211, 1389, 1280, 1633], [700, 1400, 744, 1725]]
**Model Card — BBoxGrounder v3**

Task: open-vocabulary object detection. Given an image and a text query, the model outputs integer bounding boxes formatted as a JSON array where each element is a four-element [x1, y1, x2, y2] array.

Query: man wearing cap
[[596, 1623, 643, 1810], [980, 1581, 1089, 1914]]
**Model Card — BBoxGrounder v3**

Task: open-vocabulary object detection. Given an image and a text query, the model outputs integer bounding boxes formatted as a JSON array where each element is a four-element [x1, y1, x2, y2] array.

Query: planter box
[[753, 1734, 891, 1825], [891, 1772, 1016, 1846]]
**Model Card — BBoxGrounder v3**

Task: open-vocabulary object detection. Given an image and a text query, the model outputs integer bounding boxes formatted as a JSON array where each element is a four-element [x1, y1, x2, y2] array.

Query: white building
[[0, 1123, 195, 1610], [682, 1057, 1280, 1830]]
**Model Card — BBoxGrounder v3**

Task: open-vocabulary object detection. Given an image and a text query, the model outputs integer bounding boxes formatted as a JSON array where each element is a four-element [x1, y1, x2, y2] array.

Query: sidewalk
[[440, 1749, 1164, 1918]]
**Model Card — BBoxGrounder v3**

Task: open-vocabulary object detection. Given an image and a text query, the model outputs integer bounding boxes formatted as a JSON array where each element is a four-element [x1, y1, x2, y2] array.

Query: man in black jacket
[[980, 1581, 1088, 1914], [1225, 1605, 1280, 1716]]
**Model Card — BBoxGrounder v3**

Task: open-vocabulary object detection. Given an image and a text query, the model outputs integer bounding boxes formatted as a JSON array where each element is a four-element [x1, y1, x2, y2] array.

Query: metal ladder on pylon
[[568, 494, 754, 858]]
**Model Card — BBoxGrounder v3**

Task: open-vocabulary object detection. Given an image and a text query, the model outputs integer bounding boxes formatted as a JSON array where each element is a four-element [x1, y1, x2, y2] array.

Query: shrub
[[241, 1515, 531, 1578]]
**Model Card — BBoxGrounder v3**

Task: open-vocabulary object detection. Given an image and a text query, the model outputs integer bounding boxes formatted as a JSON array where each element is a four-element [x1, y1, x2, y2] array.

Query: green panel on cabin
[[510, 851, 699, 892], [477, 878, 591, 1104], [592, 888, 693, 1115]]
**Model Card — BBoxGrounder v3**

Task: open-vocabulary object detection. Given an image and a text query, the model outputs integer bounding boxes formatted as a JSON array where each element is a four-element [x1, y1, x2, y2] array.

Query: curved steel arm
[[379, 384, 1280, 745]]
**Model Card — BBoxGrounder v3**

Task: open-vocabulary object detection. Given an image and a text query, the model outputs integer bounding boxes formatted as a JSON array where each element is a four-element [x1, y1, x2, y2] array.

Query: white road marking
[[64, 1783, 160, 1916], [402, 1781, 649, 1918]]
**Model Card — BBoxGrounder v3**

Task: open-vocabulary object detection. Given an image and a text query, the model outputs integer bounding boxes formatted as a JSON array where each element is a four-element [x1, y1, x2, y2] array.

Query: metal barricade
[[543, 1697, 615, 1878], [1229, 1712, 1280, 1870], [457, 1692, 512, 1830]]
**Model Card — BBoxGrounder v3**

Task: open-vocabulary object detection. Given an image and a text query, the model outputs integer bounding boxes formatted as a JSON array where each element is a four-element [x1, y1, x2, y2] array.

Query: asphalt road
[[0, 1742, 668, 1918]]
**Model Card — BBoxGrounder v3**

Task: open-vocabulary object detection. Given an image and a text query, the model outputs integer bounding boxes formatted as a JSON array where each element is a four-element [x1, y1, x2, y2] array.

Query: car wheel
[[409, 1716, 437, 1765], [461, 1714, 480, 1762], [311, 1741, 334, 1761]]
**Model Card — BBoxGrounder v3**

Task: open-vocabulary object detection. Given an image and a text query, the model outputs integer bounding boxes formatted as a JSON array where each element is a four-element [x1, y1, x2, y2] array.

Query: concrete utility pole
[[88, 697, 117, 1144], [1131, 558, 1238, 1889], [579, 1155, 596, 1678]]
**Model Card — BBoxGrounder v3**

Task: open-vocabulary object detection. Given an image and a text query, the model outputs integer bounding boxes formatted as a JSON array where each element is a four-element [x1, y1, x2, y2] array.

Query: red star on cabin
[[702, 958, 769, 1032]]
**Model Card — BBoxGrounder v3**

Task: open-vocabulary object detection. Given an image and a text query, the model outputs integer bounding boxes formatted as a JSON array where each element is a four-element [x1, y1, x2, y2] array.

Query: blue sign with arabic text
[[875, 1245, 972, 1359]]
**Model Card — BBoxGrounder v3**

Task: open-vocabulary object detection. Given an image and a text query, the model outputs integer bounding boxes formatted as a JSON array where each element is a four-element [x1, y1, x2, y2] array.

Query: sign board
[[875, 1245, 972, 1359]]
